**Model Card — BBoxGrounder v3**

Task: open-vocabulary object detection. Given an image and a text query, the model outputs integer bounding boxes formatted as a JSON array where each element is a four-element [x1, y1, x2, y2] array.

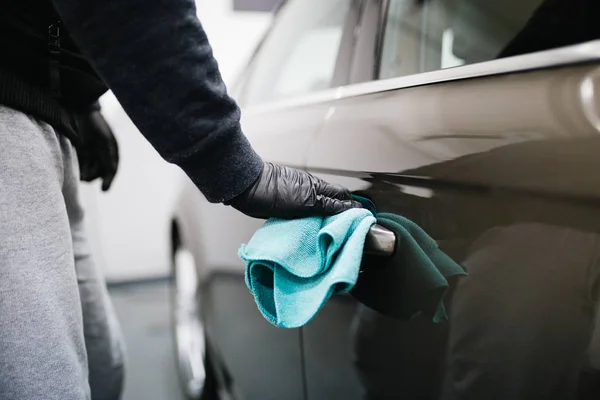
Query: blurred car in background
[[165, 0, 600, 399]]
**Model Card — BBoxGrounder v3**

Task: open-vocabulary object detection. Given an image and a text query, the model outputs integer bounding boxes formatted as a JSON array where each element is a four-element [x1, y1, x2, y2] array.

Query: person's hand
[[226, 162, 363, 219], [76, 108, 119, 192]]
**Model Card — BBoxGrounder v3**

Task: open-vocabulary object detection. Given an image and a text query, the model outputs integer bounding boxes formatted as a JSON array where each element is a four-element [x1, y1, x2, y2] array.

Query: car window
[[378, 0, 425, 80], [240, 0, 353, 106], [379, 0, 600, 79]]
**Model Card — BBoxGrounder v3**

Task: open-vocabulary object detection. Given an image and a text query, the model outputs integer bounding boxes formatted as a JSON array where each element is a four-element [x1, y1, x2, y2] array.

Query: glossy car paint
[[173, 0, 600, 399], [303, 62, 600, 400]]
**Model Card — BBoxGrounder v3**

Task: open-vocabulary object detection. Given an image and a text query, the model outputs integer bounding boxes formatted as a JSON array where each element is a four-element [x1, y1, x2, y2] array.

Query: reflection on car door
[[303, 0, 600, 399]]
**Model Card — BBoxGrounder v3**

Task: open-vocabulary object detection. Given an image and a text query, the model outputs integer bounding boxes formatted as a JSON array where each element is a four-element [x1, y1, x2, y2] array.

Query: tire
[[170, 227, 219, 400]]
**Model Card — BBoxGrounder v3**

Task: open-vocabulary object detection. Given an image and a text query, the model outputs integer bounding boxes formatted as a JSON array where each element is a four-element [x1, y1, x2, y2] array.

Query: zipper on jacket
[[48, 18, 62, 99]]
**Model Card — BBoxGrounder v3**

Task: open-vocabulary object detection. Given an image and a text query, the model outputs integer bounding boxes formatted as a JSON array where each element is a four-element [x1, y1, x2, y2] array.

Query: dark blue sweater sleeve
[[51, 0, 263, 203]]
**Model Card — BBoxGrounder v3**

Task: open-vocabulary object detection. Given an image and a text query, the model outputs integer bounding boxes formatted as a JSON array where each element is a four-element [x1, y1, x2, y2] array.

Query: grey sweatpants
[[0, 105, 125, 399]]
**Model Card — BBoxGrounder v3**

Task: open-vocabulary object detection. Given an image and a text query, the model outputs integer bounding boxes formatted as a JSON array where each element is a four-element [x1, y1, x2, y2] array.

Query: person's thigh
[[64, 154, 126, 400], [443, 223, 600, 400], [0, 106, 90, 399]]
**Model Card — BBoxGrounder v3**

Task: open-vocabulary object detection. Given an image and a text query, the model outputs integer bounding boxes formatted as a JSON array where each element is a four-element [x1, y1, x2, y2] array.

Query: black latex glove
[[226, 162, 363, 219], [76, 106, 119, 192]]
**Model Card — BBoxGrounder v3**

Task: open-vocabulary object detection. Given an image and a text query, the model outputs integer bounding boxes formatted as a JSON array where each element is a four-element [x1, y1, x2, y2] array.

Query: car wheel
[[171, 240, 217, 400]]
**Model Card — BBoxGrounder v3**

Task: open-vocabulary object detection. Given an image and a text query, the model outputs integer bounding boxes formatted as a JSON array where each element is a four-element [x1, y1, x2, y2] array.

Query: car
[[170, 0, 600, 399]]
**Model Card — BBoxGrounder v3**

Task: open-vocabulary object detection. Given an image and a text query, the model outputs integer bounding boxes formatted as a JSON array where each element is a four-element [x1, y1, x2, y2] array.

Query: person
[[0, 0, 361, 399]]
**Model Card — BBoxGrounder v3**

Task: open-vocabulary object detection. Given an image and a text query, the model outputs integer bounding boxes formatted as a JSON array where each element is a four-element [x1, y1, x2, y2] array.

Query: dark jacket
[[0, 0, 263, 203], [0, 0, 106, 140]]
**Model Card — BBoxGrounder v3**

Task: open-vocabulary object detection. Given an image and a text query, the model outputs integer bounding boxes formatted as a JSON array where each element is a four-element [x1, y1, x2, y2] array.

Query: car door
[[302, 0, 600, 399], [187, 1, 364, 399]]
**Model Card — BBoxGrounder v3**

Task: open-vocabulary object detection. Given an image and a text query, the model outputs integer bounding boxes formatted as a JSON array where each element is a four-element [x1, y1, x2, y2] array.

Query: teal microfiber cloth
[[239, 207, 377, 328], [239, 196, 467, 328]]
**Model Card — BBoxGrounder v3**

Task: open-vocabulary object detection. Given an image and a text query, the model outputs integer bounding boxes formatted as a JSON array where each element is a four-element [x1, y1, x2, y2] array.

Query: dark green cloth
[[351, 196, 467, 323]]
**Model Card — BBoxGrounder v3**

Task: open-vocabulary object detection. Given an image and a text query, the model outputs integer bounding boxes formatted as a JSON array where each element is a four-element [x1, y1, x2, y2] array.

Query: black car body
[[171, 0, 600, 398]]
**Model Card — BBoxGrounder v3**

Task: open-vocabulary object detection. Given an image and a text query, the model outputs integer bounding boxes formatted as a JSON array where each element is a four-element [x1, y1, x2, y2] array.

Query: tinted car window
[[378, 0, 425, 80], [379, 0, 600, 79], [240, 0, 352, 106]]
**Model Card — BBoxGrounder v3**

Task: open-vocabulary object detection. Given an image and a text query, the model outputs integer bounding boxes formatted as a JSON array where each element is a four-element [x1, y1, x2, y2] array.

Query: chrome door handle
[[364, 224, 396, 257]]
